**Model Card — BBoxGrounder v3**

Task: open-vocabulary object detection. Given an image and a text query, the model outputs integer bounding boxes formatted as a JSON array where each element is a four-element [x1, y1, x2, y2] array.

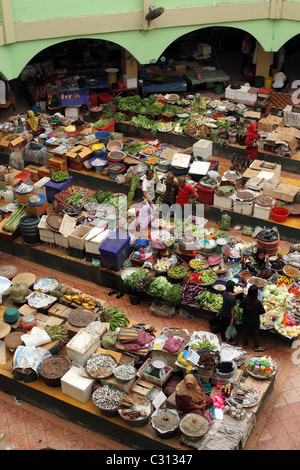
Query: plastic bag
[[225, 324, 237, 341], [101, 331, 117, 348], [163, 336, 183, 353], [220, 213, 231, 231], [21, 327, 51, 347]]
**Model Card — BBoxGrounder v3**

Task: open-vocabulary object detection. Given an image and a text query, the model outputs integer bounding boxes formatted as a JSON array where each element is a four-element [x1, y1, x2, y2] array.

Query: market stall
[[0, 87, 300, 449], [0, 271, 277, 450]]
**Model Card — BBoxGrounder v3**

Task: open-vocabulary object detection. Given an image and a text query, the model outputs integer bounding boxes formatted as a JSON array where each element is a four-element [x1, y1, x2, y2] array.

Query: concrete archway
[[0, 17, 296, 80]]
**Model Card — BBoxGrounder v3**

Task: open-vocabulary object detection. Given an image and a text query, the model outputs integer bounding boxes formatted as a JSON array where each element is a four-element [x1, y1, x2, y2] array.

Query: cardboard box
[[258, 115, 284, 133], [47, 156, 68, 173], [24, 165, 40, 182], [131, 377, 161, 397], [0, 134, 24, 150], [244, 160, 281, 181], [38, 165, 51, 179], [273, 130, 298, 151], [262, 182, 299, 203], [66, 145, 92, 163]]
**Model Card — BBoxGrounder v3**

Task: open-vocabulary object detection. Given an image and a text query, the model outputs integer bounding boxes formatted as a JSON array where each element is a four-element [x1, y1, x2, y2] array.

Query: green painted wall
[[11, 0, 141, 21]]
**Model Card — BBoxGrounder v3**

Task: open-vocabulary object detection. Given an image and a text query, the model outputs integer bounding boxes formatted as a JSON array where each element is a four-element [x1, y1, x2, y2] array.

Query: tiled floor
[[0, 246, 300, 451]]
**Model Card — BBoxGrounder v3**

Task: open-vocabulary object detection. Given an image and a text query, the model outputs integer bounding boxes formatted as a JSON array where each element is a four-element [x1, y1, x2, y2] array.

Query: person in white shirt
[[272, 72, 289, 92], [142, 169, 155, 205]]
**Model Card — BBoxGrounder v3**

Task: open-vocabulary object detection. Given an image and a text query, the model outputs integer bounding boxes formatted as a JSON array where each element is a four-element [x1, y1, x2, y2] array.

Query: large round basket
[[67, 308, 97, 328], [38, 355, 70, 387], [151, 408, 180, 439], [0, 265, 18, 279], [118, 393, 153, 427], [92, 384, 126, 416], [12, 272, 36, 288], [86, 353, 117, 379], [179, 413, 210, 442]]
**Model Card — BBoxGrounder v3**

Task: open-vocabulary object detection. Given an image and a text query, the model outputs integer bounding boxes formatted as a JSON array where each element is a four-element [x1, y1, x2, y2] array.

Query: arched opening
[[9, 37, 139, 115]]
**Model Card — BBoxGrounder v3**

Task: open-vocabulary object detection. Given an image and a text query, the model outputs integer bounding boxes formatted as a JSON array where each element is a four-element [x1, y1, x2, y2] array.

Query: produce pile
[[100, 306, 129, 331]]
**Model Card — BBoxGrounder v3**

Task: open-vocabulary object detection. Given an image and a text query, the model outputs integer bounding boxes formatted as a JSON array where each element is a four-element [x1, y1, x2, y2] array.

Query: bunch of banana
[[64, 293, 98, 310], [177, 352, 193, 373], [100, 306, 129, 332]]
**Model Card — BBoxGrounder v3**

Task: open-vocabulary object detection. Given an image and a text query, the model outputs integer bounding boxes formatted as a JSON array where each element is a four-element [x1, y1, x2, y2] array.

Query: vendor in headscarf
[[26, 110, 41, 135], [175, 374, 213, 417], [243, 247, 271, 279], [244, 123, 259, 163]]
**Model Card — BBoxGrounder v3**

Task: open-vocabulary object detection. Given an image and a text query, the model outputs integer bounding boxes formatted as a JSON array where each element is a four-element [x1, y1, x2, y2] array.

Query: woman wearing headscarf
[[244, 123, 259, 163], [26, 110, 41, 135], [175, 374, 213, 417], [241, 284, 266, 352], [243, 247, 271, 279]]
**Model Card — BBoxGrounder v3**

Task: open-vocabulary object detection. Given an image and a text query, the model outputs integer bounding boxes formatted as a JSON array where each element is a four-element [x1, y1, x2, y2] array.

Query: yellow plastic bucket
[[264, 76, 273, 88], [105, 68, 119, 84]]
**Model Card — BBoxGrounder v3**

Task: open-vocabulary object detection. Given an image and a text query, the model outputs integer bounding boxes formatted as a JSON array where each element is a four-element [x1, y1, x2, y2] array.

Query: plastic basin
[[270, 207, 290, 222]]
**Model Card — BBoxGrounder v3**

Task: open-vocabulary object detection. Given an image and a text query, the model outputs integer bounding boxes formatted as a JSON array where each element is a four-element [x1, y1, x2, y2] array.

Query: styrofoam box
[[214, 194, 233, 210], [84, 226, 105, 254], [233, 200, 254, 216], [61, 366, 96, 403], [253, 203, 273, 221], [197, 43, 212, 55], [122, 74, 137, 89], [193, 139, 213, 159], [38, 215, 55, 242], [65, 106, 80, 118], [225, 86, 236, 100], [66, 329, 100, 366], [54, 231, 69, 248], [85, 228, 110, 254], [68, 225, 93, 250], [34, 177, 51, 197]]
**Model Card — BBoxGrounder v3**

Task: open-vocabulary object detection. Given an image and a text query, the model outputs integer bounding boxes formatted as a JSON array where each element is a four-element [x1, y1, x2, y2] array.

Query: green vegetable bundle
[[3, 206, 27, 233], [191, 339, 217, 351], [195, 290, 223, 311], [100, 306, 129, 331], [124, 268, 153, 294], [51, 171, 69, 182], [168, 266, 187, 279]]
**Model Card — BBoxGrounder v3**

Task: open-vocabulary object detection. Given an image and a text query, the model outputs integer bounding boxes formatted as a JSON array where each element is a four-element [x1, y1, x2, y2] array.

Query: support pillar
[[255, 43, 272, 79]]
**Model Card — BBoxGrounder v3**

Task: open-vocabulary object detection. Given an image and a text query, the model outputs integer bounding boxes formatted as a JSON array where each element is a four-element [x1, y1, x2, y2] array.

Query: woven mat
[[270, 92, 294, 110]]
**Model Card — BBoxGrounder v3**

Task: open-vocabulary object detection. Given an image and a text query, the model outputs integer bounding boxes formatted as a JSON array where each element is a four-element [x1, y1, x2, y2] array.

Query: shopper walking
[[142, 169, 156, 205], [241, 284, 266, 352], [219, 280, 238, 344]]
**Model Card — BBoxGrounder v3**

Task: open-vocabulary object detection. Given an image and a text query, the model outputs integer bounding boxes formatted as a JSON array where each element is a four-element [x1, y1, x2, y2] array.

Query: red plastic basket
[[270, 207, 290, 222], [196, 184, 215, 205]]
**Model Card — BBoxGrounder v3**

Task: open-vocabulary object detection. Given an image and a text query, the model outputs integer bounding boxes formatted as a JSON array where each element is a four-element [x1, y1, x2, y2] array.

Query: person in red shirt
[[244, 123, 259, 162], [176, 176, 198, 207]]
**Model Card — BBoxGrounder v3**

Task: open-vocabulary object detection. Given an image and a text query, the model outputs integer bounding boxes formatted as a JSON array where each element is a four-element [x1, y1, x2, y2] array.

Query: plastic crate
[[196, 184, 215, 205], [99, 231, 131, 271], [98, 91, 114, 104], [44, 176, 73, 203]]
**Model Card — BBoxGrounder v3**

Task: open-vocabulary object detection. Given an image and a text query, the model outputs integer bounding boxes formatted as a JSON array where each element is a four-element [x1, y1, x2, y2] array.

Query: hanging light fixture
[[145, 6, 165, 27]]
